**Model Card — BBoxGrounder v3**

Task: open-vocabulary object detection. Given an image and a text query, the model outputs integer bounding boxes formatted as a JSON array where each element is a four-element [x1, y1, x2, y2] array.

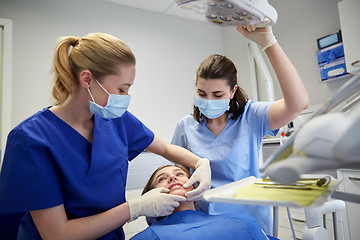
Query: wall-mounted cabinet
[[338, 0, 360, 74]]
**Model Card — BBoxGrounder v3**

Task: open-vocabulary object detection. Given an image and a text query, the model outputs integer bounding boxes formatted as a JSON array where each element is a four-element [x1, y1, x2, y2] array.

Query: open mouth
[[169, 183, 183, 191]]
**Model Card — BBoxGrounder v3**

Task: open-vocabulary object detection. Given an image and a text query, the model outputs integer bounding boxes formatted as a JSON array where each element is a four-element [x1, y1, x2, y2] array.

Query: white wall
[[0, 0, 352, 139], [0, 0, 223, 143]]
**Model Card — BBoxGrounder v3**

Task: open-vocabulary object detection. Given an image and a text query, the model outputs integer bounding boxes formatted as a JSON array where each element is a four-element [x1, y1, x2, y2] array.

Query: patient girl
[[131, 165, 274, 240]]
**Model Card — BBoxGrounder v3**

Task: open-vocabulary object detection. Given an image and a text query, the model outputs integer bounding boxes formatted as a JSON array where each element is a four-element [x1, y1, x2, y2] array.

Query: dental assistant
[[171, 26, 309, 235], [0, 33, 211, 240]]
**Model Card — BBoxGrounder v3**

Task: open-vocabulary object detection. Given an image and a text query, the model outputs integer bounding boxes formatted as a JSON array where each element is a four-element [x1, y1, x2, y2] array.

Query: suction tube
[[176, 0, 278, 27]]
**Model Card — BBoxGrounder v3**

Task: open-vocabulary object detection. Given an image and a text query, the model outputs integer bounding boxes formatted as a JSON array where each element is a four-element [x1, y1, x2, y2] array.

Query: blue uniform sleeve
[[246, 101, 279, 137], [122, 111, 155, 161], [0, 129, 63, 213], [171, 119, 187, 148]]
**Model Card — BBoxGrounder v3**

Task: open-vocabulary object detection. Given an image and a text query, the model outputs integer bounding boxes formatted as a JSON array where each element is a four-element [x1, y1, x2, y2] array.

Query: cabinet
[[338, 0, 360, 74], [337, 169, 360, 240]]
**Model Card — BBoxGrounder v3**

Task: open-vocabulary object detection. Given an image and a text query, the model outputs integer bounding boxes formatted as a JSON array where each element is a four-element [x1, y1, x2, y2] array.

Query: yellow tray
[[204, 175, 341, 208]]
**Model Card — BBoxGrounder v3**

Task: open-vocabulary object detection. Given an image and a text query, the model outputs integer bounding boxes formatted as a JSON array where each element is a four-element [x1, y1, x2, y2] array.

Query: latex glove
[[128, 187, 186, 221], [236, 25, 276, 51], [183, 158, 211, 201]]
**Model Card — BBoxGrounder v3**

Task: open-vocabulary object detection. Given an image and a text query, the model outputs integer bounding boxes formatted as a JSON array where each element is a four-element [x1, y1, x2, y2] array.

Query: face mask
[[87, 80, 131, 119], [194, 96, 230, 119]]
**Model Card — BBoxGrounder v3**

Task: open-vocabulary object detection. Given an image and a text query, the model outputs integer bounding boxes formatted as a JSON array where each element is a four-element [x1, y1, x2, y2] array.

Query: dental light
[[176, 0, 277, 27]]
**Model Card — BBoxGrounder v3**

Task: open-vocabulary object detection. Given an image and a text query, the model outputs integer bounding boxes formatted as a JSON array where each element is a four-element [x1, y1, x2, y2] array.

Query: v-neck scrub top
[[0, 108, 154, 239], [171, 100, 278, 235]]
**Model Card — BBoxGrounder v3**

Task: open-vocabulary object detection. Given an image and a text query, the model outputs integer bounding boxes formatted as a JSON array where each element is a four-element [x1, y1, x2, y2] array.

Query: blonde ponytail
[[51, 33, 136, 104], [52, 36, 79, 104]]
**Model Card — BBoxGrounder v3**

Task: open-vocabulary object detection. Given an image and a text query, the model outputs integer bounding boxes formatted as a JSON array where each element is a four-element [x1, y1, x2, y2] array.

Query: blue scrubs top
[[171, 100, 278, 235], [130, 210, 269, 240], [0, 108, 154, 240]]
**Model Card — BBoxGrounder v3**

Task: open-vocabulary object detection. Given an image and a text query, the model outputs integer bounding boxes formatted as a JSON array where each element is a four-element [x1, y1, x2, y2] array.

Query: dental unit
[[262, 73, 360, 189]]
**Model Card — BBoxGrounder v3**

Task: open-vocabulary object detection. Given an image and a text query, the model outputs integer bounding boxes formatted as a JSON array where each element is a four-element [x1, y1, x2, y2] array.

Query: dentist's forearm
[[31, 203, 131, 240], [146, 136, 200, 169], [265, 43, 309, 112], [163, 143, 200, 169]]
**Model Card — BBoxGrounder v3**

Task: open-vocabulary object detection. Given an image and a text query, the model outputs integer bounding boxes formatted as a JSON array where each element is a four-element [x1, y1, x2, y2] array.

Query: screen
[[319, 34, 339, 48], [317, 31, 342, 50]]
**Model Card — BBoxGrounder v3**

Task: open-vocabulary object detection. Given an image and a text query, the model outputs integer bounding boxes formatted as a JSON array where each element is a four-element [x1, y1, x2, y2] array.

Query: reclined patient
[[130, 164, 276, 240]]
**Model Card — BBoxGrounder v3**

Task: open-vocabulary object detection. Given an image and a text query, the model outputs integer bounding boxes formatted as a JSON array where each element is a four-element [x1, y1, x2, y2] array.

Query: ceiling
[[101, 0, 200, 21]]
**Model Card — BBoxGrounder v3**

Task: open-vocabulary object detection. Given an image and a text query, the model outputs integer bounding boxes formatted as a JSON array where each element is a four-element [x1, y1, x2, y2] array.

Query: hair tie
[[73, 39, 79, 46]]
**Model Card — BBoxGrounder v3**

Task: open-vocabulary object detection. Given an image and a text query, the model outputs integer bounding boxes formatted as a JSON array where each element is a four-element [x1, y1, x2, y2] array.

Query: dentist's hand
[[183, 158, 211, 201], [128, 187, 186, 221], [236, 25, 277, 51]]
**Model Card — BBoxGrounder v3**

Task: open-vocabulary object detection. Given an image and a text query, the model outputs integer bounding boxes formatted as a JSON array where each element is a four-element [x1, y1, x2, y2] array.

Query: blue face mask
[[194, 96, 230, 119], [87, 80, 130, 119]]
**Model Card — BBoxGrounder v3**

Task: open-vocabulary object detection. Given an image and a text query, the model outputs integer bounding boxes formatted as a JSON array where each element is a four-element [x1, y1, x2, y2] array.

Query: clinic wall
[[0, 0, 347, 142], [0, 0, 223, 143], [223, 0, 345, 106]]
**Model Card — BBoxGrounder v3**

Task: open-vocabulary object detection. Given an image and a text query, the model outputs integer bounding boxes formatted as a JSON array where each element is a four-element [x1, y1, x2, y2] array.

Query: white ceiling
[[101, 0, 201, 21]]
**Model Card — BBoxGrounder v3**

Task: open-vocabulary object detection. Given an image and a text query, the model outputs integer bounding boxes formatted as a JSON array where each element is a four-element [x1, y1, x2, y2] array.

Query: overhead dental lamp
[[176, 0, 278, 27]]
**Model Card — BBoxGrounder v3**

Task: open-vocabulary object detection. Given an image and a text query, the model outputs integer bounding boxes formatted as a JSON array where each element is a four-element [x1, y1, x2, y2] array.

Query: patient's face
[[152, 166, 194, 196]]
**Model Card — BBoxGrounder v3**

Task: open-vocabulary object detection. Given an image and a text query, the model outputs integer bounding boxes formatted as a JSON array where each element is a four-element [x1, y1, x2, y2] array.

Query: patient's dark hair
[[142, 164, 191, 196]]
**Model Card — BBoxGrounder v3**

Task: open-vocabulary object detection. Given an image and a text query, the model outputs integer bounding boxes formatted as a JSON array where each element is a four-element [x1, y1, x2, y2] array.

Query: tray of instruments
[[203, 174, 341, 208]]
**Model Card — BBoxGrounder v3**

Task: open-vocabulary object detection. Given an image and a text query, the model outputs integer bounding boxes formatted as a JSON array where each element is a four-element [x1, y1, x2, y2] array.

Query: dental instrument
[[176, 0, 277, 27], [256, 185, 314, 190], [255, 176, 331, 187]]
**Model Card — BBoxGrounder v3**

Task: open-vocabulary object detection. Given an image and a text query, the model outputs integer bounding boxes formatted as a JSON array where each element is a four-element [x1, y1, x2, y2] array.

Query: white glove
[[127, 187, 186, 221], [183, 158, 211, 201], [236, 25, 277, 52]]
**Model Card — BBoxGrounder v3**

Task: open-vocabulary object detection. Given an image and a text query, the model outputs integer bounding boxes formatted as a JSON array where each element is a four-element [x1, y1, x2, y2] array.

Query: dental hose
[[286, 207, 297, 240]]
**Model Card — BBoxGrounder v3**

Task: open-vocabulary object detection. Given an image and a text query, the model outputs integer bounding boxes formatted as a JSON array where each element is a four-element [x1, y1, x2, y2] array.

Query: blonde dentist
[[0, 32, 211, 240]]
